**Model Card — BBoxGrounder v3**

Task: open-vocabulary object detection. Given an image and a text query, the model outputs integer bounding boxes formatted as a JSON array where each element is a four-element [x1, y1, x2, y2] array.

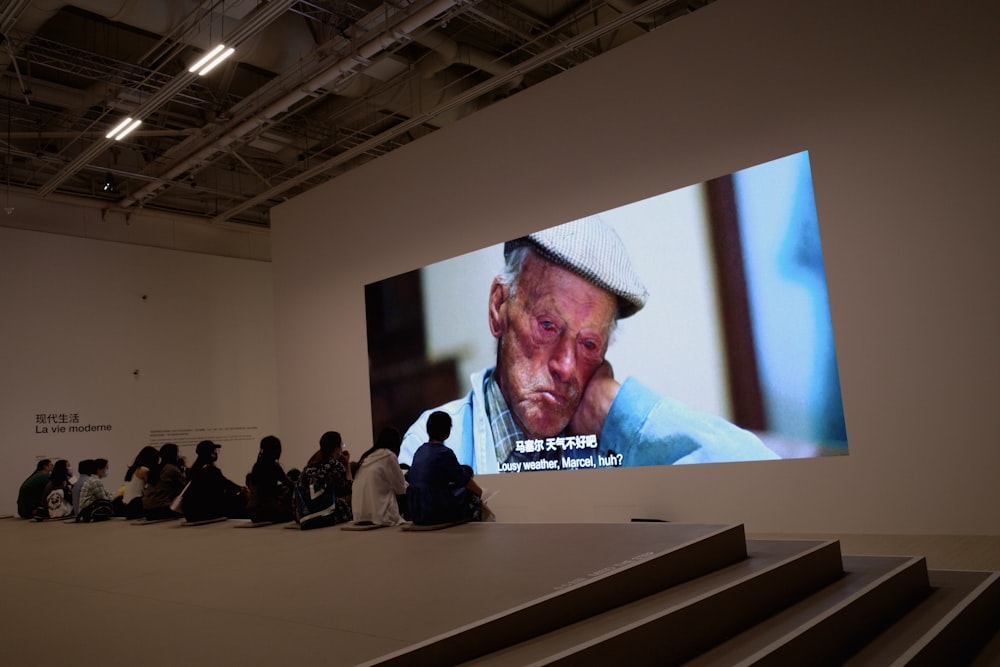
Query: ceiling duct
[[118, 0, 468, 211]]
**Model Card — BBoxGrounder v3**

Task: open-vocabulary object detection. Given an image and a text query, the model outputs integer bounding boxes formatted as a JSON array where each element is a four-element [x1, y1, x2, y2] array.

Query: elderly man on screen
[[400, 216, 778, 474]]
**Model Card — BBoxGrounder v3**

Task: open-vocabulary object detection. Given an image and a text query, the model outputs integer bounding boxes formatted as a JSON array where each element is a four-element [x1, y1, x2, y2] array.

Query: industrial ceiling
[[1, 0, 712, 230]]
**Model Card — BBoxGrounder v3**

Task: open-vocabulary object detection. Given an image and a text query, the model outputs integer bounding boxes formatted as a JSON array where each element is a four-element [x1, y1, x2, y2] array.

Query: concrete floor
[[2, 516, 997, 666], [0, 517, 734, 666]]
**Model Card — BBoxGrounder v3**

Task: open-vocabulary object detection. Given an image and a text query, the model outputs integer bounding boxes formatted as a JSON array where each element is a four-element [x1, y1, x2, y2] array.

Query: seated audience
[[294, 431, 353, 530], [71, 459, 95, 516], [406, 412, 485, 525], [118, 446, 159, 519], [77, 459, 118, 522], [16, 459, 53, 519], [351, 427, 408, 526], [142, 444, 187, 521], [183, 440, 248, 522], [38, 459, 74, 519], [247, 435, 295, 524]]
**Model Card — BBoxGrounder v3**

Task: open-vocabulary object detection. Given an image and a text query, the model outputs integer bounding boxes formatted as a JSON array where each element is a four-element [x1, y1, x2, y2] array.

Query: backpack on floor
[[77, 498, 115, 522]]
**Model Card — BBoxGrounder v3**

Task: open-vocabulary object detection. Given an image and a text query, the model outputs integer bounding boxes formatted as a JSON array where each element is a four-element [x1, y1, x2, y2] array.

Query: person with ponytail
[[247, 435, 294, 524]]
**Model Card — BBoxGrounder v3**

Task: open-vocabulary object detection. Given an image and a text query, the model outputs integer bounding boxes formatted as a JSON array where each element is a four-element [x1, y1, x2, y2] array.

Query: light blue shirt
[[400, 368, 778, 474]]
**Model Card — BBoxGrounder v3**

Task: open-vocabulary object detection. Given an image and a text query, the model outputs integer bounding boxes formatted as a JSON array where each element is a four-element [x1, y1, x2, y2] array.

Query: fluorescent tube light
[[189, 44, 226, 73], [189, 44, 234, 75], [197, 47, 234, 75], [105, 117, 134, 140], [106, 117, 141, 141], [114, 118, 143, 141]]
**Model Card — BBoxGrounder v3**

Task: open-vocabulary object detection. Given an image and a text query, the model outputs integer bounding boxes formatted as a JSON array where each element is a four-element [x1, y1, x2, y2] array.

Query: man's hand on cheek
[[568, 361, 620, 437]]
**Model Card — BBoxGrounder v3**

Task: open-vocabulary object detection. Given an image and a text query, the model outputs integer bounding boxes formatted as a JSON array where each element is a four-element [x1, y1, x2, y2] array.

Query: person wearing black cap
[[182, 440, 248, 522], [400, 215, 778, 474]]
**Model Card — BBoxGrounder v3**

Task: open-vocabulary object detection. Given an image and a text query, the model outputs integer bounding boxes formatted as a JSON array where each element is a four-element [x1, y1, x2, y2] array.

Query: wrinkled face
[[490, 253, 616, 439]]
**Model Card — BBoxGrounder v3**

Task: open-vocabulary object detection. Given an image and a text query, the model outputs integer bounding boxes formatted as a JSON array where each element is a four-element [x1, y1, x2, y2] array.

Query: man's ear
[[488, 278, 508, 339]]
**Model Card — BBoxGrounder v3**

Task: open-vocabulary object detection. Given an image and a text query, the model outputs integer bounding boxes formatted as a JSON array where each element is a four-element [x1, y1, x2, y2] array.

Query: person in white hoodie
[[351, 428, 408, 526]]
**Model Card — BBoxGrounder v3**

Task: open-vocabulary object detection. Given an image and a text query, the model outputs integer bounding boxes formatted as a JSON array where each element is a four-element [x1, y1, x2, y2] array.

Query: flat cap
[[505, 215, 648, 318]]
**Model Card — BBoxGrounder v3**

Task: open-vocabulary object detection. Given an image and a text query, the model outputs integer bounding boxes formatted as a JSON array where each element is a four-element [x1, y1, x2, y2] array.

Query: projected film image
[[365, 151, 847, 475]]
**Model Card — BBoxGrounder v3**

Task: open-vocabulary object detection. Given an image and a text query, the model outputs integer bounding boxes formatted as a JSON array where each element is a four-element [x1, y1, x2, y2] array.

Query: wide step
[[843, 569, 1000, 666], [461, 539, 844, 666]]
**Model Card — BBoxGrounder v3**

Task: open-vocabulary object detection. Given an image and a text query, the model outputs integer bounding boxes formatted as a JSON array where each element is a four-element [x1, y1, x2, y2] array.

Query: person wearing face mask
[[77, 458, 118, 522], [71, 459, 95, 516], [182, 440, 248, 523]]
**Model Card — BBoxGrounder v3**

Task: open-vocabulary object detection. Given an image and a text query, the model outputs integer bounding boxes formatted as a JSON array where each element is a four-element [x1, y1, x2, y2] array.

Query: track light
[[103, 172, 118, 194], [189, 44, 235, 76], [106, 117, 142, 141]]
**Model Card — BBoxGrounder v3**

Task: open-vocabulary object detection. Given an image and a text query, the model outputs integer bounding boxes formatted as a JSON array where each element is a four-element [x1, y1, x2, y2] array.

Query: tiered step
[[843, 569, 1000, 666], [969, 617, 1000, 667], [359, 524, 999, 666], [461, 539, 847, 666], [686, 553, 931, 666], [365, 523, 755, 666], [369, 536, 846, 666]]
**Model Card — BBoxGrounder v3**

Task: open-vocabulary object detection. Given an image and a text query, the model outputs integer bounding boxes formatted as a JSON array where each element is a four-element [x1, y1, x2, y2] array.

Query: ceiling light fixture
[[106, 117, 142, 141], [103, 172, 119, 193], [189, 44, 235, 76]]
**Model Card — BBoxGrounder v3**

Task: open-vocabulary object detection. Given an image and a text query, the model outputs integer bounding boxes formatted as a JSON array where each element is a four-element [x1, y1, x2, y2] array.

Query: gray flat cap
[[504, 215, 648, 318]]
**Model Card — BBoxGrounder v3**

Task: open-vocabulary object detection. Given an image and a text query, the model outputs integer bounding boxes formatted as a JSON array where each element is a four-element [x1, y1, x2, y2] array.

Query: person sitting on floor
[[37, 459, 74, 519], [118, 446, 159, 519], [16, 459, 53, 519], [142, 443, 187, 521], [351, 427, 408, 526], [294, 431, 353, 530], [247, 435, 294, 524], [182, 440, 248, 523], [71, 459, 95, 516], [77, 458, 118, 522], [406, 411, 485, 526]]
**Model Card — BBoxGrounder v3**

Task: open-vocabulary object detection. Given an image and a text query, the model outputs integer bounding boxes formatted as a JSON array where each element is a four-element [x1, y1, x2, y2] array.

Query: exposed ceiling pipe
[[213, 0, 684, 224], [605, 0, 661, 24], [1, 0, 316, 78], [118, 11, 503, 174], [0, 0, 33, 36], [313, 36, 517, 136], [36, 0, 300, 198], [0, 71, 100, 110], [0, 182, 270, 234], [118, 0, 468, 211], [414, 29, 524, 87], [304, 67, 483, 144]]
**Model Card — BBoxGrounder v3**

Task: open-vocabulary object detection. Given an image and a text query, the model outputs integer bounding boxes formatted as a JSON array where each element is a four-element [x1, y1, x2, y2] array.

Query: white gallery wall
[[272, 0, 1000, 534], [0, 226, 279, 513]]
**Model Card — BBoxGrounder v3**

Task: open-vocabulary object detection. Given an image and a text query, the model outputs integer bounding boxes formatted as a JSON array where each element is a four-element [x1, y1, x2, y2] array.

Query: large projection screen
[[272, 0, 999, 533], [365, 151, 846, 475]]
